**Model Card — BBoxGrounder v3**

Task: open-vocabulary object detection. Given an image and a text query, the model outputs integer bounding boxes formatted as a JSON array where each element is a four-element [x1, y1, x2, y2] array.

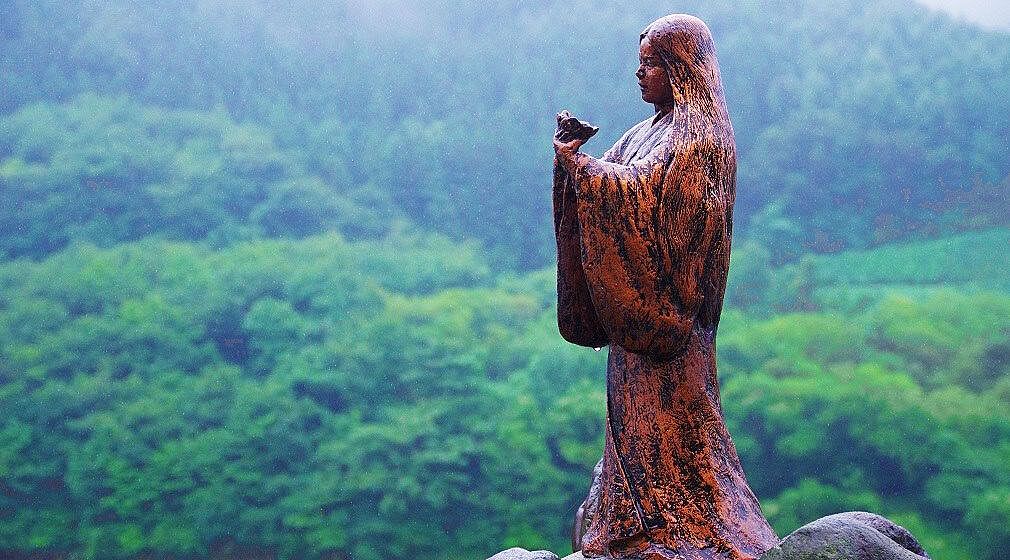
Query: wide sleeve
[[565, 135, 729, 359], [552, 123, 646, 348], [553, 157, 609, 347]]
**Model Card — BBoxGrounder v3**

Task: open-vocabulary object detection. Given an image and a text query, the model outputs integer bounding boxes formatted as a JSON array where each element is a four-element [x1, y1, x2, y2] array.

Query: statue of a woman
[[552, 14, 779, 560]]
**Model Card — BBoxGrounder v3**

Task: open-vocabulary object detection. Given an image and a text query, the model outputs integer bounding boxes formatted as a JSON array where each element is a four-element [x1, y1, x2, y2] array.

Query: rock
[[487, 547, 560, 560], [759, 511, 929, 560], [506, 512, 930, 560], [571, 458, 604, 550]]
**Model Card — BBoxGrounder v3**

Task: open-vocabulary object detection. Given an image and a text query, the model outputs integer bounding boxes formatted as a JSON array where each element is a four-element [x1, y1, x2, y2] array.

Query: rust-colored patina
[[552, 14, 778, 560]]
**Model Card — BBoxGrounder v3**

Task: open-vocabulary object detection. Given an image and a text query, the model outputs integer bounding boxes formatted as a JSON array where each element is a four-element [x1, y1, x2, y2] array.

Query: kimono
[[552, 14, 778, 560]]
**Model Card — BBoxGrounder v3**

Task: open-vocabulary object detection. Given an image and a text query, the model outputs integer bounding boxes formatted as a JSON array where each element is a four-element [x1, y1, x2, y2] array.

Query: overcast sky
[[915, 0, 1010, 30]]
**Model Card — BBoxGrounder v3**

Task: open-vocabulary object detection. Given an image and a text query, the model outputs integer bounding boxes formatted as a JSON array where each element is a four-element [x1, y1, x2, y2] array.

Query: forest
[[0, 1, 1008, 559]]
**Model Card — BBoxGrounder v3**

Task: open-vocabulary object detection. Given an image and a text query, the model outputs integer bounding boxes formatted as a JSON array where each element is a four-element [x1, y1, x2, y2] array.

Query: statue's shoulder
[[619, 116, 654, 143], [606, 115, 664, 161]]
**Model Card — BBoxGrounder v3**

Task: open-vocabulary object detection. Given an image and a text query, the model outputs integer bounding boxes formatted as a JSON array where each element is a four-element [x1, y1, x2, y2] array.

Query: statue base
[[488, 511, 930, 560]]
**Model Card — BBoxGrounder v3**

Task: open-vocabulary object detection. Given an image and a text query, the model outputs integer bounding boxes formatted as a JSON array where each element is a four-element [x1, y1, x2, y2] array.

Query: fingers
[[553, 136, 584, 154]]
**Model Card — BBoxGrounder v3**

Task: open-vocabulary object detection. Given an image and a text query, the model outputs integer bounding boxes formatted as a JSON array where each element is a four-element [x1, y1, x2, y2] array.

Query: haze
[[916, 0, 1010, 29]]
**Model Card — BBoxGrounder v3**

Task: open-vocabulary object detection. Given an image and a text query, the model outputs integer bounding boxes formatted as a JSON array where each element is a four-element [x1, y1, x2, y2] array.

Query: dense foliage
[[1, 1, 1007, 559], [2, 233, 1009, 559]]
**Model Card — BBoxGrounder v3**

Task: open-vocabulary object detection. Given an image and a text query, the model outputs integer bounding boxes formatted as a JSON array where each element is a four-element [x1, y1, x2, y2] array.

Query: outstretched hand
[[554, 134, 586, 156], [554, 110, 598, 159]]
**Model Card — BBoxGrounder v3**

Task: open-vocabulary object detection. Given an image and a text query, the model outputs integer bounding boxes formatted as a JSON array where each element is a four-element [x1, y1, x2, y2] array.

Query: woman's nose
[[636, 66, 645, 79]]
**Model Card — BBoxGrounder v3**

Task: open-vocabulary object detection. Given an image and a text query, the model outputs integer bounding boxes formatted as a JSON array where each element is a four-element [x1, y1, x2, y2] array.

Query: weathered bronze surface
[[552, 14, 778, 560]]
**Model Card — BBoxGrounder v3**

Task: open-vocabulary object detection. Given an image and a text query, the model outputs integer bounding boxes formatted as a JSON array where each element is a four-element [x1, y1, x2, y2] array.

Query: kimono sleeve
[[569, 137, 728, 359], [553, 158, 609, 347]]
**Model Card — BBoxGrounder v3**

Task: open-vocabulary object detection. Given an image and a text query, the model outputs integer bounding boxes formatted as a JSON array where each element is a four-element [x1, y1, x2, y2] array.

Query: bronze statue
[[552, 14, 779, 560]]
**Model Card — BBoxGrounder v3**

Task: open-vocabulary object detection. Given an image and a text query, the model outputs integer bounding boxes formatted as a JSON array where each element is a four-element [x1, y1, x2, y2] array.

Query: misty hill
[[2, 0, 1008, 266]]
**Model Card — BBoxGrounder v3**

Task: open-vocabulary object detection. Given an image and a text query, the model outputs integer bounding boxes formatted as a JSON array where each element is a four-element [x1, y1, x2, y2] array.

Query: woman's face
[[637, 36, 674, 106]]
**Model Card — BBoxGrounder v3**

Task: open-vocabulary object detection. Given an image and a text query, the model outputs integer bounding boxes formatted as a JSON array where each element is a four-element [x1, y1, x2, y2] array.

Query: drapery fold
[[554, 109, 732, 360]]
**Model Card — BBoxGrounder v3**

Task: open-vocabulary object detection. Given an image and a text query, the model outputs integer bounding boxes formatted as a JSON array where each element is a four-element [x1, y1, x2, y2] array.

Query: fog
[[916, 0, 1010, 29]]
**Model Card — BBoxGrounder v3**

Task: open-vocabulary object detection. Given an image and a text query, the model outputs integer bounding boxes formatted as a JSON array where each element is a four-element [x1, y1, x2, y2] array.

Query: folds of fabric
[[558, 108, 731, 360], [553, 158, 609, 348]]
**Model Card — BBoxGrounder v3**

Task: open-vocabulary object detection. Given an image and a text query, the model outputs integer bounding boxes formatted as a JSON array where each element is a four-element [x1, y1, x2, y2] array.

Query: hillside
[[1, 232, 1008, 559], [2, 0, 1008, 265]]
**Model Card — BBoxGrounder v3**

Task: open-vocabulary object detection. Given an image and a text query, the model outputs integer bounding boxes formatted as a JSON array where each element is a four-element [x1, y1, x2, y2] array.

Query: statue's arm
[[553, 159, 609, 347], [557, 141, 723, 359], [554, 138, 670, 188]]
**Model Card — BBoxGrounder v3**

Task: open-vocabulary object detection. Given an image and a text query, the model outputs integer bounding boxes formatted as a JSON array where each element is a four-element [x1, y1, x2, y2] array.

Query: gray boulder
[[571, 458, 604, 550], [487, 547, 560, 560], [498, 512, 930, 560], [760, 511, 929, 560]]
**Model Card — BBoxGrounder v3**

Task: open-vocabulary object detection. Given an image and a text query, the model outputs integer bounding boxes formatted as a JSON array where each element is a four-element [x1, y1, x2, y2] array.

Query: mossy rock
[[760, 511, 929, 560]]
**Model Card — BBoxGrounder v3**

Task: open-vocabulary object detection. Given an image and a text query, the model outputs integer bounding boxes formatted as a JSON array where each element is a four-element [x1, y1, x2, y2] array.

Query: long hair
[[641, 14, 733, 130], [642, 14, 737, 332]]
